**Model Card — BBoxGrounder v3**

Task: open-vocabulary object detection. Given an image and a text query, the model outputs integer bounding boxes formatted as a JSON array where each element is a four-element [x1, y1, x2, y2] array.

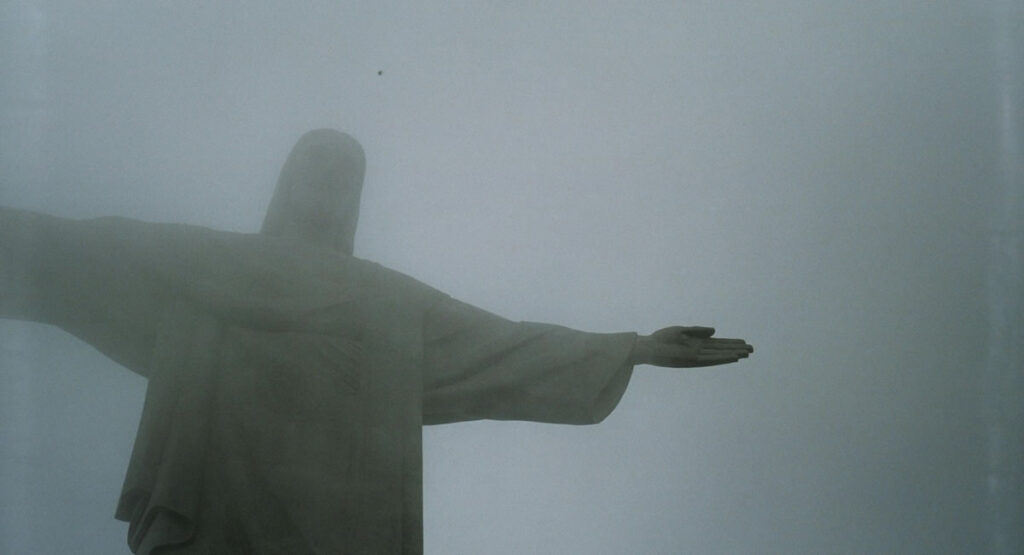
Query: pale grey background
[[1, 1, 1020, 554]]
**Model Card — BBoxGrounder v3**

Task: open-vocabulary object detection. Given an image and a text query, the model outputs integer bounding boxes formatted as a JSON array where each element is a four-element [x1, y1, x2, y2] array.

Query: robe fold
[[0, 207, 636, 554]]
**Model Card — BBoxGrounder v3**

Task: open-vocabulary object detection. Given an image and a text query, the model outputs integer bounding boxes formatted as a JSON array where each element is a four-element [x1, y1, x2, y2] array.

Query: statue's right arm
[[1, 205, 167, 376], [0, 205, 37, 320]]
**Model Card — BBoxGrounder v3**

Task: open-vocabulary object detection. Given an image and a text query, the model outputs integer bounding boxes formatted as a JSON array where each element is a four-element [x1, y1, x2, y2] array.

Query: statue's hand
[[629, 326, 753, 368]]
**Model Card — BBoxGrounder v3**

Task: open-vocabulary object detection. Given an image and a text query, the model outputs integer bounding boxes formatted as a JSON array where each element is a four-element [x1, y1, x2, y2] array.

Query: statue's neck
[[272, 215, 355, 255], [277, 217, 333, 248]]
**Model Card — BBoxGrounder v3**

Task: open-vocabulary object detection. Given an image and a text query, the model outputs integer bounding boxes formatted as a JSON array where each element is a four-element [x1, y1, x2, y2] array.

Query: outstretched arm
[[0, 205, 45, 320], [422, 297, 638, 425], [1, 205, 170, 375], [629, 326, 753, 367]]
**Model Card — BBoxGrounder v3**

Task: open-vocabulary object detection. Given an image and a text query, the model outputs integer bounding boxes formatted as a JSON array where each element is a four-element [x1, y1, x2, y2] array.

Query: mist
[[1, 1, 1021, 553]]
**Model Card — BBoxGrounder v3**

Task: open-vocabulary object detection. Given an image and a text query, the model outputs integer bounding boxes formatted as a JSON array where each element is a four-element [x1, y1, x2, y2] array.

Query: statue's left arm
[[421, 297, 637, 425], [420, 299, 753, 426], [629, 326, 753, 367]]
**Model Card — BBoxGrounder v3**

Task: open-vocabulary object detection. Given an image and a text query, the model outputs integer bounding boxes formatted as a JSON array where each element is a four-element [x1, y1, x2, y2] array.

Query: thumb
[[680, 326, 715, 338]]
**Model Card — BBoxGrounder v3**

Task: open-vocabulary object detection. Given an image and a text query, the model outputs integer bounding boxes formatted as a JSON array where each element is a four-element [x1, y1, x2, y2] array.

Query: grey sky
[[1, 1, 1019, 553]]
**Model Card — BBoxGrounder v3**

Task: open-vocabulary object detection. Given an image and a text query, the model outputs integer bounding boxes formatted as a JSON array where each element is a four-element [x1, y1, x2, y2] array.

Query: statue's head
[[261, 129, 366, 255]]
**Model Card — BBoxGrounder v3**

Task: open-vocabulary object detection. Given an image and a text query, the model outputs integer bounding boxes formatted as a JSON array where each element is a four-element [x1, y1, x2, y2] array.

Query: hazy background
[[1, 1, 1020, 553]]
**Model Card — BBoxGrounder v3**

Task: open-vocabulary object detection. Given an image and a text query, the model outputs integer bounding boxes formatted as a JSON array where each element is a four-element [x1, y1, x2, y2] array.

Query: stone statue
[[0, 129, 753, 554]]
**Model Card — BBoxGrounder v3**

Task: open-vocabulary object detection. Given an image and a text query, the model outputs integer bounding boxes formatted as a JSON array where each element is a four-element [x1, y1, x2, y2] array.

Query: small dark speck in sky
[[378, 70, 383, 75]]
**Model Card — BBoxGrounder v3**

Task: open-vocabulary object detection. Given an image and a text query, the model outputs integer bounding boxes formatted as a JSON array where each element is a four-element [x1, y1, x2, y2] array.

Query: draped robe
[[0, 207, 636, 554]]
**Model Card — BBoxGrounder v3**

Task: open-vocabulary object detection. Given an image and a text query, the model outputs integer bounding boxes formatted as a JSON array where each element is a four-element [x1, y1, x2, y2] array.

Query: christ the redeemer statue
[[0, 129, 753, 554]]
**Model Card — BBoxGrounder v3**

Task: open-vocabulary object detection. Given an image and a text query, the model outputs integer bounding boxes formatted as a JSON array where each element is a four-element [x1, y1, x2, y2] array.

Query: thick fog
[[1, 2, 1020, 554]]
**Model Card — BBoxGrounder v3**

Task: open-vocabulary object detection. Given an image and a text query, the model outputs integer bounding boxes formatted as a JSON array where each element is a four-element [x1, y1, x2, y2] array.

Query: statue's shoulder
[[346, 257, 448, 309]]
